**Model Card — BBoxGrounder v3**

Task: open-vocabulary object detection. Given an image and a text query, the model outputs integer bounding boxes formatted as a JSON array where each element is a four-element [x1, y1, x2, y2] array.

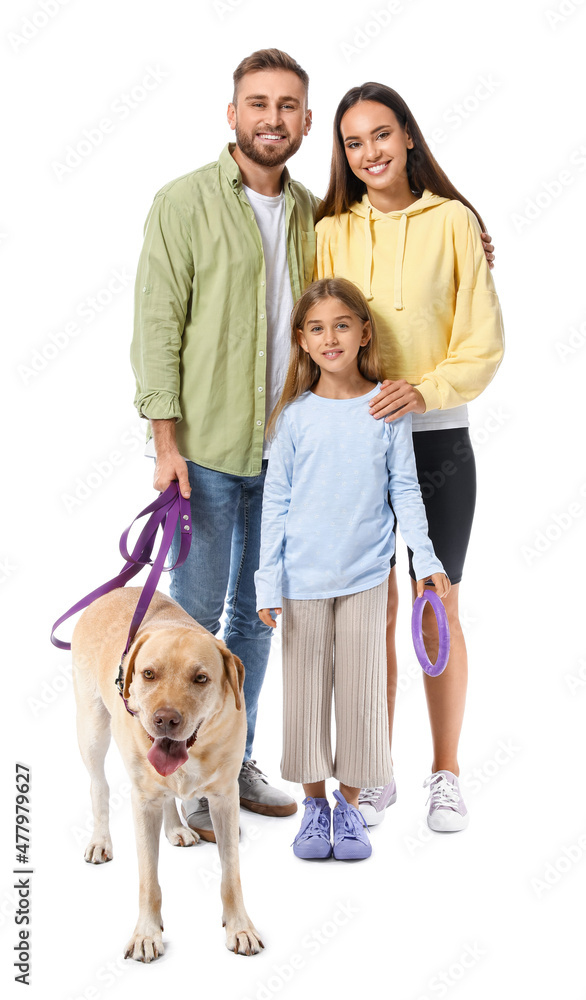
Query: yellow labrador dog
[[72, 586, 263, 962]]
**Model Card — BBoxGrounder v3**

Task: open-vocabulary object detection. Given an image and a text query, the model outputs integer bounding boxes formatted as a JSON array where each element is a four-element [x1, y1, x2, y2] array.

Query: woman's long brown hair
[[266, 278, 383, 440], [316, 82, 486, 231]]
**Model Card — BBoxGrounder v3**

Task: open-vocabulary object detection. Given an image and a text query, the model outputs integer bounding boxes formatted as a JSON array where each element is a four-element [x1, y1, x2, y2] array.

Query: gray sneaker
[[181, 797, 242, 844], [238, 760, 298, 817], [181, 798, 217, 843]]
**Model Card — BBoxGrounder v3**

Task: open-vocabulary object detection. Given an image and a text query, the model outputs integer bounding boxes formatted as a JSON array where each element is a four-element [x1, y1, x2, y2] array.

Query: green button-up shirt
[[131, 143, 319, 476]]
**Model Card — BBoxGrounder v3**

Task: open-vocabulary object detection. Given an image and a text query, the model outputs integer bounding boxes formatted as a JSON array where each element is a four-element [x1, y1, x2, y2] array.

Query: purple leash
[[50, 482, 192, 714]]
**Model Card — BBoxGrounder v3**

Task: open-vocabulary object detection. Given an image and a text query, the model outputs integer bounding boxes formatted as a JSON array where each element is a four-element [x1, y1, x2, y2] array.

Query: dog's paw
[[165, 825, 199, 847], [225, 922, 264, 956], [84, 840, 113, 864], [124, 929, 164, 963]]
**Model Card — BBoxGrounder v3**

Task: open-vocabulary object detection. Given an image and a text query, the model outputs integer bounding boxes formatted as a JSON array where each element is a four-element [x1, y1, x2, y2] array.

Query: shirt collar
[[219, 142, 292, 194]]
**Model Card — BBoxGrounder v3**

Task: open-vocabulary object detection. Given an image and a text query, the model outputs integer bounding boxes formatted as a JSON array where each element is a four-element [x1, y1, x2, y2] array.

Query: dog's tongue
[[147, 738, 189, 776]]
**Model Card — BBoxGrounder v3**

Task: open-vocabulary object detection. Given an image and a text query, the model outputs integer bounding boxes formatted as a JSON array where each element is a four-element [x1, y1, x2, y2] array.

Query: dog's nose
[[152, 706, 183, 734]]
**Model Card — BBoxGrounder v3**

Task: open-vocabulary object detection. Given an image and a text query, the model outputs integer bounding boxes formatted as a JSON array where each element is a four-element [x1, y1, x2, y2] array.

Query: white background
[[2, 0, 586, 996]]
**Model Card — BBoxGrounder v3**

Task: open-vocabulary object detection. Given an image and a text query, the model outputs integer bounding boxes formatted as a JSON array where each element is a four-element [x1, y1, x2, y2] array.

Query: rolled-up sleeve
[[131, 193, 194, 422]]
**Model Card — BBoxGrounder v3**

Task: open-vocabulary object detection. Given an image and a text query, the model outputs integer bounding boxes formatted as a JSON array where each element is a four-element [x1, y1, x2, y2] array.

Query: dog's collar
[[115, 653, 139, 718]]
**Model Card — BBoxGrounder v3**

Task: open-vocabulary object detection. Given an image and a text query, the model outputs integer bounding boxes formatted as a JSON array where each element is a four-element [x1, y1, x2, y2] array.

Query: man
[[131, 49, 317, 838]]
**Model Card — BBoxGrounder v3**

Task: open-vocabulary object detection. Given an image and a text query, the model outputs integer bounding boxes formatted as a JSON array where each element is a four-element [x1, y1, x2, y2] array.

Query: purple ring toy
[[411, 590, 450, 677]]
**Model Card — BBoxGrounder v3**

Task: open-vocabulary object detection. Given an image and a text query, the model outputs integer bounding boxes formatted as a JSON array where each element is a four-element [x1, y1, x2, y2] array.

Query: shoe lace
[[359, 786, 383, 805], [293, 800, 329, 845], [182, 796, 208, 820], [423, 772, 459, 808], [241, 759, 267, 784], [336, 805, 367, 839]]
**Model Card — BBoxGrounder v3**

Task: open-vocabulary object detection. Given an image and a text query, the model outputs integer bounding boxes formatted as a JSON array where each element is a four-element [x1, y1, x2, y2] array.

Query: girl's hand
[[417, 574, 451, 599], [369, 380, 426, 423], [258, 608, 282, 628]]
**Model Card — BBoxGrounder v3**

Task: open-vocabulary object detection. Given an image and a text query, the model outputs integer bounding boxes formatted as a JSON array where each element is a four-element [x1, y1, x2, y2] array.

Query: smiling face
[[298, 296, 371, 378], [340, 100, 413, 200], [227, 69, 311, 167]]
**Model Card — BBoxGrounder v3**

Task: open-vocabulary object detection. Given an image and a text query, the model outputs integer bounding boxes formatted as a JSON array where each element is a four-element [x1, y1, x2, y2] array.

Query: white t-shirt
[[412, 403, 469, 432], [243, 184, 293, 458]]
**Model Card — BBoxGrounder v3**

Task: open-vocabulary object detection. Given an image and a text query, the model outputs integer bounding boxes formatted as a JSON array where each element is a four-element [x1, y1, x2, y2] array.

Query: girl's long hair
[[266, 277, 383, 440], [316, 82, 486, 231]]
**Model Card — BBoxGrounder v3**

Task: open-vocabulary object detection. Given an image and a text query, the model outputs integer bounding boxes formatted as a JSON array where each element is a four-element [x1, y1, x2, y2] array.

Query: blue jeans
[[169, 460, 273, 760]]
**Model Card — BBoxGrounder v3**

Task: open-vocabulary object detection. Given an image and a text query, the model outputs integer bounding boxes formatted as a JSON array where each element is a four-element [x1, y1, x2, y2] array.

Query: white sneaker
[[358, 780, 397, 827], [423, 770, 469, 832]]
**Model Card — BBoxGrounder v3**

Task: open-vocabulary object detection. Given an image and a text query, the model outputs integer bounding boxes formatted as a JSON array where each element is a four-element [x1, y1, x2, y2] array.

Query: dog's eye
[[195, 674, 208, 684], [143, 670, 155, 680]]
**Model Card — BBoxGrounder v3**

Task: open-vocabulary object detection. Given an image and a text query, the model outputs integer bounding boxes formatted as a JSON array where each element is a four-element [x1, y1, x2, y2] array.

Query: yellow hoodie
[[315, 190, 504, 413]]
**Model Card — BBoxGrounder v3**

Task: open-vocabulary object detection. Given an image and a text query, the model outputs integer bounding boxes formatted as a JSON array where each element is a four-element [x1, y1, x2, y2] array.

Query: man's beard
[[234, 123, 302, 167]]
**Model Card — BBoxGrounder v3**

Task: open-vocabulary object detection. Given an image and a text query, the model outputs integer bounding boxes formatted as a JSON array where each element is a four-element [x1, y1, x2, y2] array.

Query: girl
[[315, 84, 504, 831], [255, 277, 449, 861]]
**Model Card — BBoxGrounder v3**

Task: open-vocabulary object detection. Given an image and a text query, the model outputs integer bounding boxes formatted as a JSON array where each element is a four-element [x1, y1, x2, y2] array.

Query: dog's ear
[[217, 640, 245, 712], [123, 633, 151, 701]]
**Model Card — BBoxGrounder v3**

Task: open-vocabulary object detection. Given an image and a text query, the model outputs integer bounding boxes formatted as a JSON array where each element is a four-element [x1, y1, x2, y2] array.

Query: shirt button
[[259, 351, 264, 357], [142, 286, 147, 292], [260, 314, 265, 320], [256, 420, 262, 426], [261, 281, 265, 286], [258, 387, 263, 392]]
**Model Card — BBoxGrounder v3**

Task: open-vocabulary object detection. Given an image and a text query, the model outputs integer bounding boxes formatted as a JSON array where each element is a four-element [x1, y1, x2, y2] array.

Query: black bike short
[[389, 427, 476, 585]]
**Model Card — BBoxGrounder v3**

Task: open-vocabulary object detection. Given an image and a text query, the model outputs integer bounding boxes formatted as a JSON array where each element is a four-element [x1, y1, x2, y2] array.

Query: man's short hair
[[232, 48, 309, 104]]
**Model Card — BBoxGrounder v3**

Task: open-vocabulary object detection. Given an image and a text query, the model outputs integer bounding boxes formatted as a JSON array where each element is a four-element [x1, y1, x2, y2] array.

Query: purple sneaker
[[332, 790, 372, 860], [292, 797, 332, 859], [424, 770, 469, 832], [358, 780, 397, 827]]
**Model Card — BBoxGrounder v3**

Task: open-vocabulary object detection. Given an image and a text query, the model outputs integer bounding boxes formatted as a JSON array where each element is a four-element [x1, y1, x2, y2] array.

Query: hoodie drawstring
[[363, 205, 408, 309], [394, 212, 408, 310], [363, 204, 373, 300]]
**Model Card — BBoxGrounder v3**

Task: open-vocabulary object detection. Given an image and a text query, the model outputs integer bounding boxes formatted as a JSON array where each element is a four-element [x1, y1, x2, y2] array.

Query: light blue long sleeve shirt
[[255, 384, 445, 609]]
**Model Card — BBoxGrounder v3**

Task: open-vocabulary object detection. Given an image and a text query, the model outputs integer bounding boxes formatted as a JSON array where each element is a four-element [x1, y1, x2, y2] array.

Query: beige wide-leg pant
[[281, 578, 393, 788]]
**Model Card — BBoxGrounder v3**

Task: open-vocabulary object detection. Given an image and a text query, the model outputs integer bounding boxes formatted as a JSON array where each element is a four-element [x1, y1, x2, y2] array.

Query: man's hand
[[481, 231, 495, 270], [258, 608, 282, 628], [151, 418, 191, 497], [153, 451, 191, 496], [369, 379, 426, 423], [417, 574, 451, 599]]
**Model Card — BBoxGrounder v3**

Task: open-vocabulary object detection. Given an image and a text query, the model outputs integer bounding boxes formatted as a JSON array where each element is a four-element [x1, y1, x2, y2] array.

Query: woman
[[315, 82, 504, 832]]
